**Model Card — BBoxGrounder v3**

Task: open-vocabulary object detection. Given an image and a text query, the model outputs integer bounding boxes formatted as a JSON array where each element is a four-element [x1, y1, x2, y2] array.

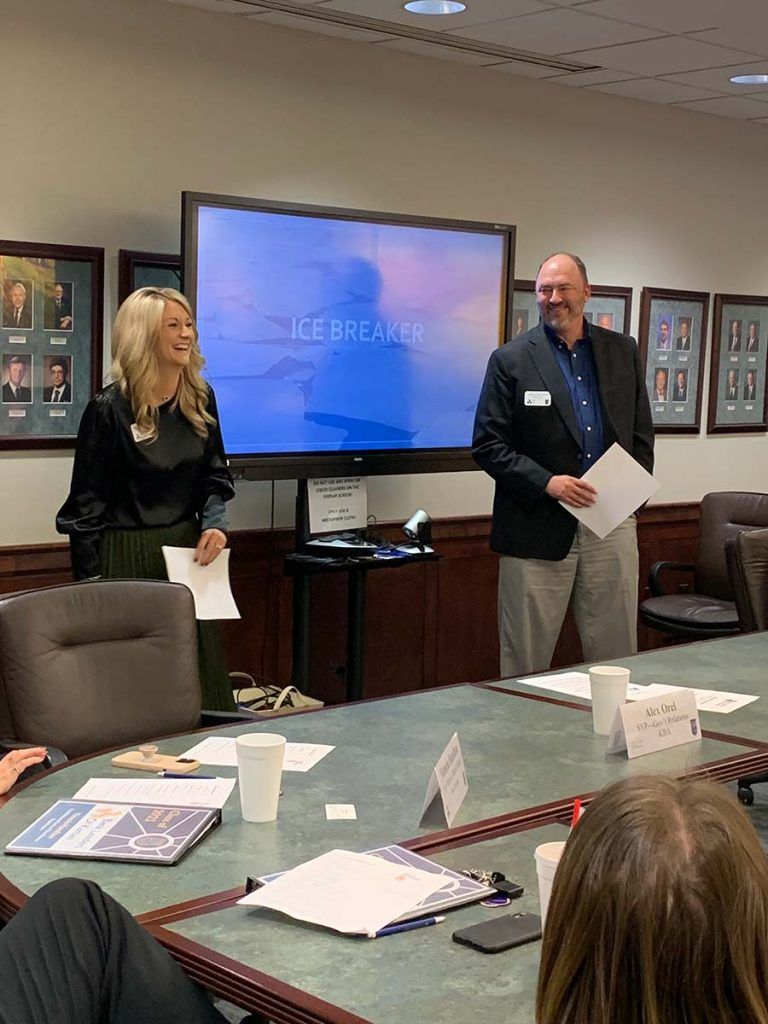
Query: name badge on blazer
[[524, 391, 551, 407]]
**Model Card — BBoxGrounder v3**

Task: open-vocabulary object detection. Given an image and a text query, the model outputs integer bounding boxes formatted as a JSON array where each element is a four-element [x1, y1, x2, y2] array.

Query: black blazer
[[2, 381, 32, 403], [43, 383, 72, 403], [472, 323, 654, 561]]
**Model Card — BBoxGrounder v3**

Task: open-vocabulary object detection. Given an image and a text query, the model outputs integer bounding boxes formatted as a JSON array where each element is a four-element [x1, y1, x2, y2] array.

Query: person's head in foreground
[[536, 774, 768, 1024]]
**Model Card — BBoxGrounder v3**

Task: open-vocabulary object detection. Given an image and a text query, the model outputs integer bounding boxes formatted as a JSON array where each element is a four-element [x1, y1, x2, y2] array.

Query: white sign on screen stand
[[419, 733, 468, 828], [606, 689, 701, 759], [308, 478, 367, 534]]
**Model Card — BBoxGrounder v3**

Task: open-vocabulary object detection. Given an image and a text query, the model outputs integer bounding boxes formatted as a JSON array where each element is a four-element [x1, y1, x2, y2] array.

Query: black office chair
[[0, 579, 255, 766], [723, 528, 768, 804], [639, 492, 768, 641]]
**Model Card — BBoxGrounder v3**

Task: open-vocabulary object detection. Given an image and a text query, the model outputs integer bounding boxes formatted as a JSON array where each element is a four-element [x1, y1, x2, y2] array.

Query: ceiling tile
[[374, 38, 503, 64], [456, 8, 661, 53], [590, 77, 724, 103], [571, 0, 730, 35], [674, 94, 768, 118], [547, 67, 637, 86], [660, 61, 768, 94], [320, 0, 549, 31], [691, 22, 768, 60], [566, 36, 760, 75], [489, 59, 566, 78], [162, 0, 267, 13], [247, 10, 393, 40]]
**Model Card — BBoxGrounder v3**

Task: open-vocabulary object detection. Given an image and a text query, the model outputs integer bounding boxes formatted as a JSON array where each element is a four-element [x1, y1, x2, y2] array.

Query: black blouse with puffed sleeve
[[56, 382, 235, 579]]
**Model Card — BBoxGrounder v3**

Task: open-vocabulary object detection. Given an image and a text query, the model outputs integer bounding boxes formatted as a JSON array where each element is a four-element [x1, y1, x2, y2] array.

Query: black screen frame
[[182, 191, 516, 481]]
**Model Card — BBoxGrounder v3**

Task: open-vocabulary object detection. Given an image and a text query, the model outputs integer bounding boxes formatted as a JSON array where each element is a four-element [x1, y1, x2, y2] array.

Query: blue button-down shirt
[[544, 321, 606, 469]]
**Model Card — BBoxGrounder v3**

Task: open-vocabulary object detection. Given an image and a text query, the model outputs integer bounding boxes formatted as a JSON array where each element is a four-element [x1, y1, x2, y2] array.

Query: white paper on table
[[73, 777, 236, 809], [326, 804, 357, 820], [627, 683, 758, 714], [559, 442, 660, 539], [237, 849, 447, 936], [181, 736, 335, 771], [522, 672, 591, 699], [161, 546, 240, 620]]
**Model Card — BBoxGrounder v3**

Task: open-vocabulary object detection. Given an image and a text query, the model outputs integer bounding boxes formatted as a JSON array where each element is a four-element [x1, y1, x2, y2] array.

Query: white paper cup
[[236, 733, 286, 822], [534, 840, 566, 925], [589, 665, 630, 735]]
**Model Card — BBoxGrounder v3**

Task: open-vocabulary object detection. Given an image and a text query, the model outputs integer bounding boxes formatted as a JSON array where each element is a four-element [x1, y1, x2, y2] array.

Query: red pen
[[570, 798, 583, 831]]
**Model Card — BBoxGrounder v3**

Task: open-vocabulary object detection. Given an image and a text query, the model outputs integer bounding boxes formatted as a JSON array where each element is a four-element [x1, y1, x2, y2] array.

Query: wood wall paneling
[[0, 504, 700, 702]]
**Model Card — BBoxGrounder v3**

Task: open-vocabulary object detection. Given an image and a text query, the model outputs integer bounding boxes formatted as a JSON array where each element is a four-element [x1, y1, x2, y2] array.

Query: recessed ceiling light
[[730, 73, 768, 84], [404, 1, 467, 14]]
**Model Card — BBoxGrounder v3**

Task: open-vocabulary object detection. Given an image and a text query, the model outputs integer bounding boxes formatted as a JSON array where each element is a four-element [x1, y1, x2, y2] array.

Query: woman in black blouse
[[57, 288, 236, 710]]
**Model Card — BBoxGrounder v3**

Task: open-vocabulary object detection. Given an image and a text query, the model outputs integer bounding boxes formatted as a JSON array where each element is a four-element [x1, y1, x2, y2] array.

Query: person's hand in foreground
[[0, 748, 47, 795]]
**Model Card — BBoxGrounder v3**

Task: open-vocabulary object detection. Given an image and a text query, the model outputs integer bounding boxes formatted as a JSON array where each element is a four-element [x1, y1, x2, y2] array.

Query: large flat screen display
[[182, 193, 515, 479]]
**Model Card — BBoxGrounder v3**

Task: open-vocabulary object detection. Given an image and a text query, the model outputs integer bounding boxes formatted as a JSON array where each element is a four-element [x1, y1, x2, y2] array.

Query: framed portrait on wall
[[511, 280, 633, 342], [638, 286, 709, 435], [0, 240, 104, 450], [117, 250, 182, 305], [707, 293, 768, 434]]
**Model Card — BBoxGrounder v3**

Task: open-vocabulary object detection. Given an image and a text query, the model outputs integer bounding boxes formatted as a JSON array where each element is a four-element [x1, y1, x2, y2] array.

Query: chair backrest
[[726, 528, 768, 632], [695, 492, 768, 601], [0, 579, 201, 759]]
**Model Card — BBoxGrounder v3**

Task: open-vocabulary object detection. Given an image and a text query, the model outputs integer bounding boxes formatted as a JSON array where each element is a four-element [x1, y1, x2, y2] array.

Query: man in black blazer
[[3, 281, 32, 329], [743, 370, 757, 402], [43, 358, 72, 403], [473, 252, 654, 677], [1, 356, 32, 403], [44, 282, 73, 331]]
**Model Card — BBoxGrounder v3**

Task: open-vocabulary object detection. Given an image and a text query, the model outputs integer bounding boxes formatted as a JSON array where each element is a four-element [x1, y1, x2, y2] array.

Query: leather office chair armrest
[[648, 561, 695, 597], [200, 709, 262, 727]]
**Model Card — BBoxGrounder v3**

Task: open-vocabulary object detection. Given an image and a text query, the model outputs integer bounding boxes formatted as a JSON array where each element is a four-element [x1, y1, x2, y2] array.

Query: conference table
[[1, 632, 768, 1024]]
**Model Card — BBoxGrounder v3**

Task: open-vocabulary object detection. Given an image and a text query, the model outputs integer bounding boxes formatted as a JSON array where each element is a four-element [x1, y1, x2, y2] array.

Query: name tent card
[[606, 689, 701, 759], [419, 732, 468, 828]]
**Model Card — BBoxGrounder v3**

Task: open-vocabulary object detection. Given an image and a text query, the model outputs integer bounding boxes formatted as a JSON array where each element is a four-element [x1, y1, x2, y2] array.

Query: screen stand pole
[[291, 480, 311, 691]]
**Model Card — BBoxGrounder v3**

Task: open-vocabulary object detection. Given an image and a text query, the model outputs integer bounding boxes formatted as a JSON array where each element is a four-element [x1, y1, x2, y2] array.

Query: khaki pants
[[498, 517, 639, 679]]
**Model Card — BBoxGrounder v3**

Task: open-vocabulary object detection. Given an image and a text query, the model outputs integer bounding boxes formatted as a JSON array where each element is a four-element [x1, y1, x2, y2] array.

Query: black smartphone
[[452, 912, 542, 953]]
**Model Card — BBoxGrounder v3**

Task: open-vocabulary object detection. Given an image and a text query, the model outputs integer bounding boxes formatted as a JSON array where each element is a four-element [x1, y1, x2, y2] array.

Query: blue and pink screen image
[[195, 205, 507, 455]]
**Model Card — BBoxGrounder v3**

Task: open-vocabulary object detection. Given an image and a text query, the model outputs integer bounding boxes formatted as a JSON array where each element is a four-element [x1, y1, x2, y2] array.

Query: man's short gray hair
[[537, 252, 589, 285]]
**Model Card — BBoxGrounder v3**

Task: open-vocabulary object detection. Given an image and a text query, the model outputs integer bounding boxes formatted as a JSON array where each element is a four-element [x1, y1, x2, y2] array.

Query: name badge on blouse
[[524, 391, 551, 407], [130, 423, 153, 443]]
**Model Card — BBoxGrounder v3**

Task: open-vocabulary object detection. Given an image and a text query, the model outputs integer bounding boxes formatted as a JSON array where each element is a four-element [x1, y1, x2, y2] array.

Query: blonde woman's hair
[[111, 287, 214, 442], [537, 775, 768, 1024]]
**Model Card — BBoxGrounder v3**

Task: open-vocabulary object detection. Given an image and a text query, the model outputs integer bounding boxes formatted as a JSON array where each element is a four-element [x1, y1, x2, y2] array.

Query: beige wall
[[4, 0, 768, 545]]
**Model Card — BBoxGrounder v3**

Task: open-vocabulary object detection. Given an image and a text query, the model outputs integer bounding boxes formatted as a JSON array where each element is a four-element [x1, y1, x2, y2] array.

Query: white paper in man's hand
[[161, 546, 240, 620], [559, 443, 659, 539]]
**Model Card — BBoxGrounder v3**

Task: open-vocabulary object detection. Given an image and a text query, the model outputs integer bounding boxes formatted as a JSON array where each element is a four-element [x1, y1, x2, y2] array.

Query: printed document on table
[[522, 675, 757, 715], [521, 672, 591, 699], [181, 736, 334, 771], [559, 443, 660, 540], [161, 546, 240, 620], [72, 777, 236, 809], [626, 683, 758, 714], [238, 849, 447, 936]]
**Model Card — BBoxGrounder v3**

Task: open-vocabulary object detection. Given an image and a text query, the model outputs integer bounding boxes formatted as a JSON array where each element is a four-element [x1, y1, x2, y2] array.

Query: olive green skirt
[[100, 521, 236, 711]]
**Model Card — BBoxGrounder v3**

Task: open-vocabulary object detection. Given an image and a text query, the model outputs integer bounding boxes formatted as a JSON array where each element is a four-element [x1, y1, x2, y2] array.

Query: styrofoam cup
[[534, 840, 566, 925], [236, 733, 286, 822], [589, 665, 630, 735]]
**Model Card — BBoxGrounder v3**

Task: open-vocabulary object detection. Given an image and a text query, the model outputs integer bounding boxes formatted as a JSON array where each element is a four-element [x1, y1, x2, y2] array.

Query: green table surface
[[166, 822, 569, 1024], [0, 681, 749, 915], [499, 632, 768, 744]]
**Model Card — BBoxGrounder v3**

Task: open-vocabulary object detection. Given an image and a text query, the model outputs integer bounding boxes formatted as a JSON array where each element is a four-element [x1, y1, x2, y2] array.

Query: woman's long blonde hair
[[111, 287, 214, 442], [537, 774, 768, 1024]]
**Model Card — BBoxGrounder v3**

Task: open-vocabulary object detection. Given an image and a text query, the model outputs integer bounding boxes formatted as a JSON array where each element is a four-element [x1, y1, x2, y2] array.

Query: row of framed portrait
[[513, 281, 768, 435], [2, 237, 767, 447], [0, 244, 182, 450]]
